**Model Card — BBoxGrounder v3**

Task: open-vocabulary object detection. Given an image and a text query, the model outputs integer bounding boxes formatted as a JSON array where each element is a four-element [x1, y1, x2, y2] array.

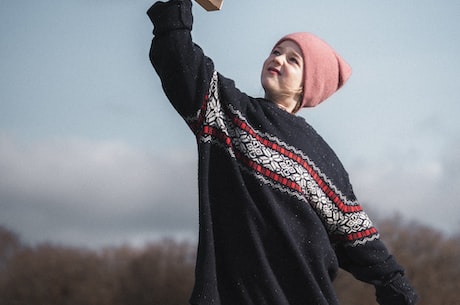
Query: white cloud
[[0, 134, 199, 248], [0, 129, 460, 246], [349, 148, 460, 234], [1, 130, 459, 249]]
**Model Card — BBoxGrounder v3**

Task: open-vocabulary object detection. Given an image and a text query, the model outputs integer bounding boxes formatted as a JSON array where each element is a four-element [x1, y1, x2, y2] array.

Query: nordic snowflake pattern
[[187, 72, 379, 247]]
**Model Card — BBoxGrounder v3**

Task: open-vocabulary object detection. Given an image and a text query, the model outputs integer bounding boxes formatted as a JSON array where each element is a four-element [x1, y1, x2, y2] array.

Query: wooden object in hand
[[195, 0, 223, 11]]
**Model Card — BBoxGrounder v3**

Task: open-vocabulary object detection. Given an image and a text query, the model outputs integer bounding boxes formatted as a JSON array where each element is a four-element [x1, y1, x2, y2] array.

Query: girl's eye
[[272, 49, 281, 56], [290, 57, 299, 65]]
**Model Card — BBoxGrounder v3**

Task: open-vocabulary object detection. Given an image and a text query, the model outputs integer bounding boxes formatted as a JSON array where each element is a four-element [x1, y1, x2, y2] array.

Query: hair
[[292, 96, 303, 113], [292, 86, 304, 113]]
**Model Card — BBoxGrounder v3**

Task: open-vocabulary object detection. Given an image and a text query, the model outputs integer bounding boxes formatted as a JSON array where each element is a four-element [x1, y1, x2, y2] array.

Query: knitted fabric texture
[[148, 2, 418, 304], [275, 32, 352, 108]]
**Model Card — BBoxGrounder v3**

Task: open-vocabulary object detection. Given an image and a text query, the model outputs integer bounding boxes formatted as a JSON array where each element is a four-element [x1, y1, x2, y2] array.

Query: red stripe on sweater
[[332, 227, 378, 242], [231, 116, 362, 214], [200, 125, 303, 193]]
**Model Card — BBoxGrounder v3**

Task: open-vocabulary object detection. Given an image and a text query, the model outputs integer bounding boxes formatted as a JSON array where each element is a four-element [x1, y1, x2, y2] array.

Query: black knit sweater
[[147, 1, 418, 304]]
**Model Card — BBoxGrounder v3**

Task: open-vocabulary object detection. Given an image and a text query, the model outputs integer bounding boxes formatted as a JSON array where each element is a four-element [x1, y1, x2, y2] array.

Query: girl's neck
[[272, 97, 298, 113], [265, 92, 300, 114]]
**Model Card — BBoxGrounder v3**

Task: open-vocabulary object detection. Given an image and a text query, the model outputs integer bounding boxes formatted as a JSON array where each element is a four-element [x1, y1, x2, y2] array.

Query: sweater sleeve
[[147, 0, 214, 118], [335, 240, 418, 305], [308, 129, 418, 304]]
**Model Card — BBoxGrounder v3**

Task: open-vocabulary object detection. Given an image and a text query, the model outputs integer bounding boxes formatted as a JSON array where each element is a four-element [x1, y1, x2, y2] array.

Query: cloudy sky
[[1, 0, 459, 248]]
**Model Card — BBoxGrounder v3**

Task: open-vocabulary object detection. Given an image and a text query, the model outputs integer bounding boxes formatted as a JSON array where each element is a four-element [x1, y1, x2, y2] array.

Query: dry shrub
[[0, 216, 459, 305]]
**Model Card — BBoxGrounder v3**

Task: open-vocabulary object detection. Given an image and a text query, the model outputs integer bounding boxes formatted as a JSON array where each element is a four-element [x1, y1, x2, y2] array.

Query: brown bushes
[[0, 218, 459, 305], [0, 230, 195, 305]]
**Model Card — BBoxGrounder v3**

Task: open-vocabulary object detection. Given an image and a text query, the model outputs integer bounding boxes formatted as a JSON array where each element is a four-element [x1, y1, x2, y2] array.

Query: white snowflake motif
[[332, 210, 341, 222], [322, 202, 334, 218], [312, 193, 329, 206], [233, 130, 250, 153], [279, 159, 296, 176], [306, 180, 318, 195], [345, 213, 366, 231], [361, 217, 373, 229], [244, 138, 263, 159], [206, 101, 226, 130], [258, 148, 283, 171], [291, 164, 311, 189]]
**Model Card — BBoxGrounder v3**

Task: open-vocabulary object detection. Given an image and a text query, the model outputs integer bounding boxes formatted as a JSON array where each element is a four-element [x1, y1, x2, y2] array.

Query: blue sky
[[1, 0, 459, 248]]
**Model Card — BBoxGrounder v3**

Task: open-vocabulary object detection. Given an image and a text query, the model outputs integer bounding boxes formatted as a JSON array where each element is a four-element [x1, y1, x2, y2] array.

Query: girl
[[147, 1, 418, 304]]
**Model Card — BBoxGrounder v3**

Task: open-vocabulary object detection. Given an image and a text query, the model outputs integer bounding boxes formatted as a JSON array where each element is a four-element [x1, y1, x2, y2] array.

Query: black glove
[[147, 0, 193, 36], [375, 273, 418, 305]]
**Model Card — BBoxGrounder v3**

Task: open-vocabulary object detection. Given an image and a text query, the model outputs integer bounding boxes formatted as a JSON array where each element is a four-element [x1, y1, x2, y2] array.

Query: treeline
[[0, 217, 459, 305]]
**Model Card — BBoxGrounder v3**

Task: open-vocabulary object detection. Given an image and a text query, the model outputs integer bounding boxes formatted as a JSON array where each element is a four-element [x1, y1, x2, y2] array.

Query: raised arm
[[147, 0, 215, 117]]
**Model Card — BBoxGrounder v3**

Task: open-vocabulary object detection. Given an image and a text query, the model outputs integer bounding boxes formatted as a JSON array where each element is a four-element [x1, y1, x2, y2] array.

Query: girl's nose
[[272, 54, 284, 65]]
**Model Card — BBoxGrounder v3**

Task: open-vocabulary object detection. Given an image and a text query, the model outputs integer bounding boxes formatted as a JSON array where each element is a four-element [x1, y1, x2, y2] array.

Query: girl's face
[[261, 40, 304, 111]]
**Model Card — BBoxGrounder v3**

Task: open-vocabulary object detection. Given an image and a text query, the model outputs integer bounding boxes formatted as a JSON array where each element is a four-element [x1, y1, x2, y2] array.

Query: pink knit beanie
[[275, 32, 352, 108]]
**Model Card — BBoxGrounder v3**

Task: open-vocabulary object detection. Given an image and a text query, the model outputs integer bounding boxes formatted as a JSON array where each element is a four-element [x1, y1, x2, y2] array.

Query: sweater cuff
[[375, 273, 418, 305], [147, 0, 193, 36]]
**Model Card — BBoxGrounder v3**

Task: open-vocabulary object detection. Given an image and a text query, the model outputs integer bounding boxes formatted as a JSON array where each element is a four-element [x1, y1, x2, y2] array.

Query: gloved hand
[[147, 0, 193, 36], [375, 273, 418, 305]]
